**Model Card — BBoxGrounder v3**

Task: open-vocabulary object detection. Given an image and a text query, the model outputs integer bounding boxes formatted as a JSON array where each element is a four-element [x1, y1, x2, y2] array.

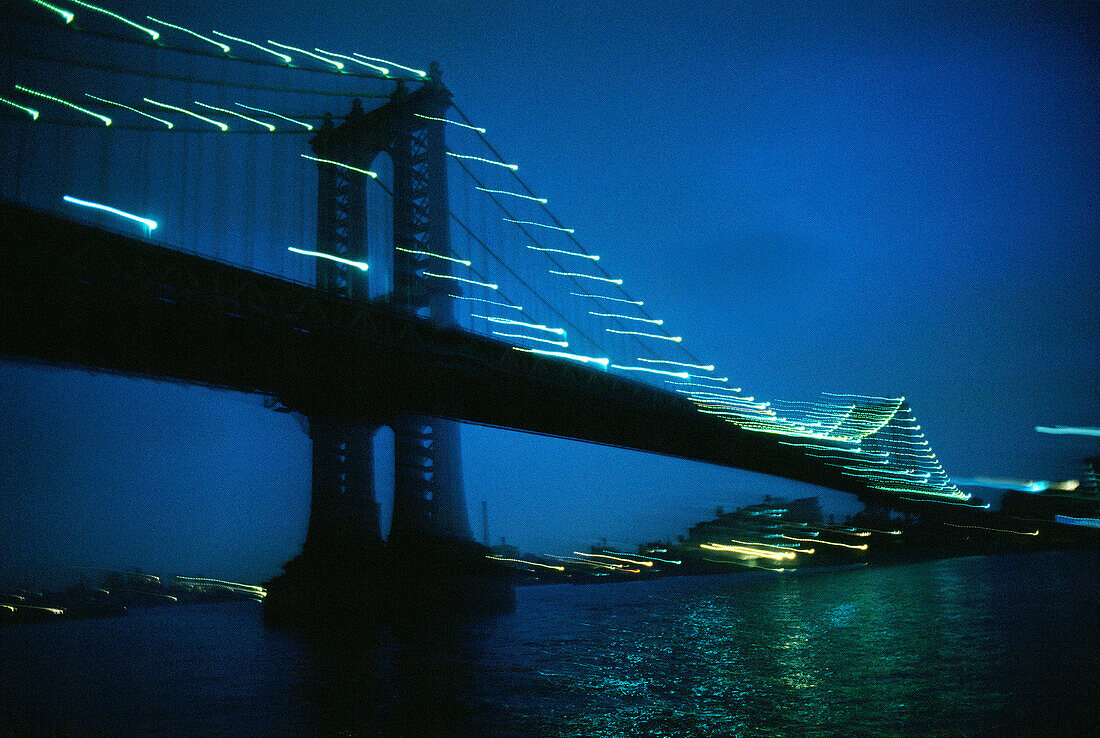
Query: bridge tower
[[300, 66, 471, 563]]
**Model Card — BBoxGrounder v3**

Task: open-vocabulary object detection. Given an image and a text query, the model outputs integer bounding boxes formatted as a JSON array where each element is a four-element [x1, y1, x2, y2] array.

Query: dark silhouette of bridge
[[0, 30, 969, 619]]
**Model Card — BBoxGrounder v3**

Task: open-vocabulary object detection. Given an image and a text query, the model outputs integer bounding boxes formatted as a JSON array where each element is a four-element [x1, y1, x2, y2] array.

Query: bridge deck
[[0, 202, 883, 500]]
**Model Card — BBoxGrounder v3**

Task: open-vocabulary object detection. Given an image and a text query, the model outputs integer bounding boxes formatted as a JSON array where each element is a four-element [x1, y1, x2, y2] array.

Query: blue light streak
[[63, 195, 157, 231]]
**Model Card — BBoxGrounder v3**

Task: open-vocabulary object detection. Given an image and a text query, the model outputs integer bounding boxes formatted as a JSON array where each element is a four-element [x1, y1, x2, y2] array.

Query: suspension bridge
[[0, 1, 982, 617]]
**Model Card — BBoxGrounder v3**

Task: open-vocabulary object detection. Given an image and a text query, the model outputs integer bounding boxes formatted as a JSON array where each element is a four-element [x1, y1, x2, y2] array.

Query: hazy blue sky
[[1, 0, 1096, 585]]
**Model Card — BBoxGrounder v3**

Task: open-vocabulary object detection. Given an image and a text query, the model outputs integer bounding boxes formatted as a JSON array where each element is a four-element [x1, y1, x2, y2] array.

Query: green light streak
[[313, 49, 388, 74], [28, 0, 73, 23], [143, 98, 226, 130], [395, 246, 471, 266], [288, 247, 367, 271], [527, 244, 597, 260], [415, 113, 486, 133], [513, 347, 609, 367], [85, 93, 172, 128], [352, 53, 425, 76], [606, 328, 681, 342], [268, 41, 343, 70], [448, 294, 523, 311], [472, 315, 564, 334], [550, 270, 622, 285], [16, 85, 110, 125], [491, 332, 569, 348], [145, 16, 229, 52], [236, 103, 312, 131], [211, 31, 291, 63], [66, 0, 158, 39], [63, 195, 156, 230], [447, 152, 518, 170], [421, 272, 498, 290], [590, 312, 662, 325], [640, 358, 714, 371], [0, 95, 39, 120], [610, 364, 690, 379], [503, 217, 573, 233], [570, 292, 642, 306], [475, 187, 546, 203], [195, 101, 274, 131], [301, 154, 376, 177]]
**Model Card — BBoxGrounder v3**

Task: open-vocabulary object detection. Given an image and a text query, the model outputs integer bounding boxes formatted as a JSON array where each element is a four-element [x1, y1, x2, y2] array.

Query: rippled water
[[2, 550, 1097, 736]]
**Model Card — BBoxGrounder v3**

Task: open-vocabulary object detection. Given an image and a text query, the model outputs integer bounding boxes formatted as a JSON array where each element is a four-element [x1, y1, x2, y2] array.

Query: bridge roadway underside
[[0, 203, 887, 503]]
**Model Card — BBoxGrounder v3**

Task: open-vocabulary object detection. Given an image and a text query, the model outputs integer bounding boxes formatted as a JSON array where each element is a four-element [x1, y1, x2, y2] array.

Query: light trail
[[639, 358, 714, 371], [944, 523, 1039, 536], [606, 328, 681, 342], [573, 552, 654, 568], [63, 195, 157, 230], [85, 94, 172, 128], [780, 535, 867, 550], [66, 0, 158, 39], [395, 246, 471, 266], [526, 245, 598, 260], [300, 154, 376, 177], [448, 295, 523, 311], [503, 218, 574, 234], [447, 152, 518, 170], [313, 49, 387, 74], [420, 272, 498, 289], [268, 40, 343, 69], [571, 292, 642, 305], [211, 31, 291, 64], [352, 54, 425, 76], [287, 246, 367, 271], [415, 113, 486, 133], [472, 315, 564, 334], [145, 16, 229, 52], [194, 101, 274, 131], [700, 542, 796, 561], [1035, 425, 1100, 437], [28, 0, 73, 24], [487, 555, 565, 572], [491, 332, 569, 348], [143, 98, 225, 130], [476, 187, 545, 203], [589, 312, 662, 325], [16, 85, 110, 126], [513, 348, 609, 367], [551, 270, 621, 285], [610, 364, 690, 379], [0, 95, 39, 120], [236, 103, 313, 130]]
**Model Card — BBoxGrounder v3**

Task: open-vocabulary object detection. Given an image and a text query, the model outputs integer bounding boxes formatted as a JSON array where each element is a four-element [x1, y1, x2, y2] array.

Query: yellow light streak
[[143, 98, 225, 130], [268, 40, 343, 69], [639, 359, 713, 371], [85, 94, 172, 128], [313, 49, 388, 74], [447, 152, 517, 170], [503, 218, 574, 233], [395, 246, 471, 266], [476, 187, 545, 203], [0, 95, 39, 120], [29, 0, 73, 24], [195, 101, 274, 131], [513, 348, 609, 367], [573, 552, 654, 567], [606, 328, 681, 342], [16, 85, 110, 126], [211, 31, 291, 63], [145, 16, 229, 52], [66, 0, 157, 39], [300, 154, 377, 177], [610, 364, 689, 379], [288, 246, 367, 271], [487, 555, 564, 571], [353, 54, 425, 76], [552, 271, 621, 284], [944, 523, 1039, 536], [237, 103, 312, 130], [415, 113, 486, 133]]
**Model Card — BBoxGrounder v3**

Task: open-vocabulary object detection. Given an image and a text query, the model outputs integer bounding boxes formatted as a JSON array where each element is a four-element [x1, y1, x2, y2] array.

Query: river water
[[2, 550, 1097, 736]]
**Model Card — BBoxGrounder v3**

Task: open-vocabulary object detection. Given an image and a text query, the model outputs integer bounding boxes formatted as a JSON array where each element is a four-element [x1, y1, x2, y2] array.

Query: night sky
[[1, 0, 1097, 586]]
